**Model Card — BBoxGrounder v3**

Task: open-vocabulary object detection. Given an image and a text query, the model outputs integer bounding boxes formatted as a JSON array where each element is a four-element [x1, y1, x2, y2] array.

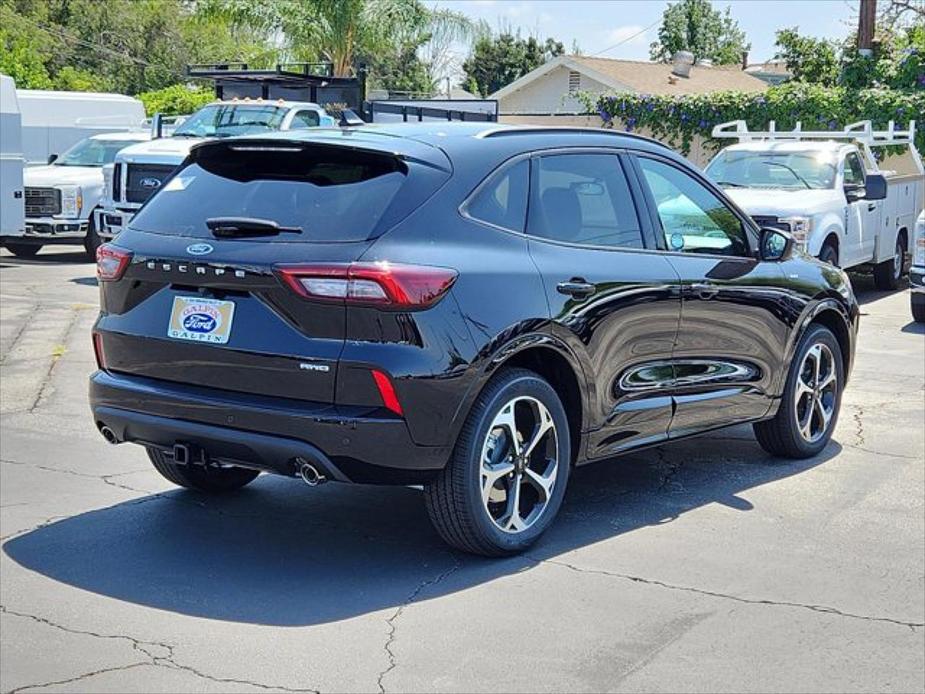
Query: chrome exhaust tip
[[99, 425, 119, 445], [297, 459, 326, 487]]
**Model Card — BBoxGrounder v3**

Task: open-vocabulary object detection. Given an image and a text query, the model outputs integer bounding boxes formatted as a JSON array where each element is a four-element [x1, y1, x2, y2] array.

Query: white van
[[16, 89, 146, 166], [0, 74, 25, 243]]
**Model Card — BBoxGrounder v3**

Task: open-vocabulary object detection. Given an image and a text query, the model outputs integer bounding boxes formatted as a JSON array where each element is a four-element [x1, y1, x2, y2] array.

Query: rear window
[[129, 143, 413, 242]]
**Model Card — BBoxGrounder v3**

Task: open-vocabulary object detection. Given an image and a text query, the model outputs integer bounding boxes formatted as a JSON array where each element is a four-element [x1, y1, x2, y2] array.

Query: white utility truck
[[16, 89, 146, 166], [706, 120, 924, 289], [4, 131, 151, 259], [97, 100, 336, 239], [0, 75, 25, 245]]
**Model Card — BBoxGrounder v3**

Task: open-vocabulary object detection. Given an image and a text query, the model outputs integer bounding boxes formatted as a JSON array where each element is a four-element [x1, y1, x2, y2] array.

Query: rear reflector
[[96, 244, 132, 281], [372, 369, 403, 416], [92, 332, 106, 370], [276, 262, 457, 309]]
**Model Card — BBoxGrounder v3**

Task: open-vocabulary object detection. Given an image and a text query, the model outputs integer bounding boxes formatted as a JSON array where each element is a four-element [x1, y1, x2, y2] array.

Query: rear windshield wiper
[[716, 180, 746, 188], [206, 217, 303, 238]]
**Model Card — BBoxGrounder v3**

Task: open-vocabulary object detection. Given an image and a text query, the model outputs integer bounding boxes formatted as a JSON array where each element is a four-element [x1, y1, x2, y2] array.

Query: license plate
[[167, 296, 235, 344]]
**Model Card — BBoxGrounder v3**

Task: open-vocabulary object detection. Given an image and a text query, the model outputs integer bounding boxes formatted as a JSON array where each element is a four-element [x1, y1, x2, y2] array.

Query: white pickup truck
[[706, 120, 924, 289], [4, 131, 150, 259], [97, 100, 335, 240]]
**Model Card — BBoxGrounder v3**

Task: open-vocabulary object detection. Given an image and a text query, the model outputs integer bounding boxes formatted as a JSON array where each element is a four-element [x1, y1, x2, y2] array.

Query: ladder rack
[[711, 119, 917, 148]]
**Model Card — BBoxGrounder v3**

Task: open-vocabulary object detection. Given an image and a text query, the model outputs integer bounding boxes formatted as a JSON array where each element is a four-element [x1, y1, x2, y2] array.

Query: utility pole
[[858, 0, 877, 55]]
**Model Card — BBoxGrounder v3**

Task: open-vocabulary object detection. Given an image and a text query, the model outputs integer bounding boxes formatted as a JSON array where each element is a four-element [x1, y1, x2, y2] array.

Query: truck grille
[[752, 215, 791, 233], [125, 164, 176, 204], [24, 187, 61, 217]]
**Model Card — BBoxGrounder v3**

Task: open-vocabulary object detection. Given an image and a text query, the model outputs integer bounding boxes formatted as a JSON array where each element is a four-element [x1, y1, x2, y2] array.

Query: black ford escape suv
[[90, 123, 859, 556]]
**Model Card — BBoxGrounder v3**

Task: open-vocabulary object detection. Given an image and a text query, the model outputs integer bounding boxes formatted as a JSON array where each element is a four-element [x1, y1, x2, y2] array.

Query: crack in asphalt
[[0, 307, 35, 367], [377, 555, 462, 694], [5, 662, 151, 694], [0, 606, 319, 693], [654, 447, 683, 492], [528, 557, 924, 631], [29, 304, 84, 413]]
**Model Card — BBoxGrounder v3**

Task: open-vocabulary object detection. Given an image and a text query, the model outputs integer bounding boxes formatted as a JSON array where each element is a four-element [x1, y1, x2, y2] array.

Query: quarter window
[[466, 159, 529, 232], [527, 154, 644, 249], [638, 157, 750, 257]]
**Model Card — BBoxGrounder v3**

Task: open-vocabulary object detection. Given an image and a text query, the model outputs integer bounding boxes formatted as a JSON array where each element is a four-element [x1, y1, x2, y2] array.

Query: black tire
[[424, 368, 571, 556], [819, 242, 838, 267], [83, 216, 102, 259], [754, 324, 844, 459], [873, 232, 906, 291], [913, 301, 925, 323], [4, 242, 41, 258], [146, 447, 260, 492]]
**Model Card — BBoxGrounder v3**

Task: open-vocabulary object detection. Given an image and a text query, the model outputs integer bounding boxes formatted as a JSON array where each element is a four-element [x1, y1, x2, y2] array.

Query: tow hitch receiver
[[172, 442, 207, 466]]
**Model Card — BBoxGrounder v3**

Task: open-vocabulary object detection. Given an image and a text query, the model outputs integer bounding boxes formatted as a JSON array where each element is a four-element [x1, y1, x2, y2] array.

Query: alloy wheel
[[794, 343, 838, 444], [479, 396, 559, 533], [893, 239, 903, 281]]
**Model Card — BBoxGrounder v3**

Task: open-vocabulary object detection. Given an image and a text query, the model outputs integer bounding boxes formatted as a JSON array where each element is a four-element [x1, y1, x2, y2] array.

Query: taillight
[[92, 332, 106, 370], [276, 262, 458, 309], [96, 244, 132, 281], [371, 369, 403, 416]]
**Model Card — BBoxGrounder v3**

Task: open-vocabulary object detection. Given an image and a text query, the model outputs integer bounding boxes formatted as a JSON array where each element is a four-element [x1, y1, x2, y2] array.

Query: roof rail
[[712, 119, 917, 147], [481, 125, 671, 150]]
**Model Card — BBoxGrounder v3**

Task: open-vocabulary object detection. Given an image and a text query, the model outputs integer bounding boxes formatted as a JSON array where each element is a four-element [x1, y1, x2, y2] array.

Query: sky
[[431, 0, 861, 65]]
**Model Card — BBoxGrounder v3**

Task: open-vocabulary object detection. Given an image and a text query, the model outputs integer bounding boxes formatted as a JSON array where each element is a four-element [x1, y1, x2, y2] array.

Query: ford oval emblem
[[182, 312, 217, 333], [140, 177, 162, 189], [186, 243, 213, 256]]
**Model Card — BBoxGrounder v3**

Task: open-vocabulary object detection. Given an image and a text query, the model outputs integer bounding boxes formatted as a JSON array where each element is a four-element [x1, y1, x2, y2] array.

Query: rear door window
[[129, 143, 418, 242]]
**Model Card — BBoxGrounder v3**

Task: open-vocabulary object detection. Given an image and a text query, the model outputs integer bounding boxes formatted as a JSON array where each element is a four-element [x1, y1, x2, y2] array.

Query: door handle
[[691, 282, 719, 299], [556, 279, 595, 298], [867, 203, 877, 212]]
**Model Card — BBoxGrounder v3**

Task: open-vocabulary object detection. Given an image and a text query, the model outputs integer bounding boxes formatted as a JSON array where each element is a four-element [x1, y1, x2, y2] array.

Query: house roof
[[490, 55, 769, 101]]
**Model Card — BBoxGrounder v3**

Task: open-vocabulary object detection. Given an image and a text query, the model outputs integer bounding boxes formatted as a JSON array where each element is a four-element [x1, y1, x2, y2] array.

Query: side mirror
[[47, 153, 58, 164], [339, 109, 365, 127], [759, 226, 794, 262], [864, 173, 888, 201]]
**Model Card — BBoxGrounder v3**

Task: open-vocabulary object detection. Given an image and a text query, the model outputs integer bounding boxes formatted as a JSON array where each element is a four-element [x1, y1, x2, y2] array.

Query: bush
[[588, 82, 925, 155], [138, 84, 214, 116]]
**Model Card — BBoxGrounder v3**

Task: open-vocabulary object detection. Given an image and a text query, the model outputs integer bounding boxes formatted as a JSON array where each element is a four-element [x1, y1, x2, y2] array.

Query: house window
[[568, 70, 581, 94]]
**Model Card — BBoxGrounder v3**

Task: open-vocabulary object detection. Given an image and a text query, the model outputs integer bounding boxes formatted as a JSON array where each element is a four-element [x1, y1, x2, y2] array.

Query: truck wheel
[[3, 242, 41, 258], [913, 301, 925, 323], [424, 368, 571, 556], [819, 242, 838, 267], [147, 447, 260, 492], [873, 233, 906, 290], [754, 324, 843, 459], [84, 218, 102, 259]]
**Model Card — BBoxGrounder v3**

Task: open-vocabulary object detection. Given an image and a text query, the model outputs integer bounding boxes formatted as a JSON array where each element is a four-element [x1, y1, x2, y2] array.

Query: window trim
[[523, 148, 654, 253], [458, 153, 532, 234], [629, 151, 759, 260]]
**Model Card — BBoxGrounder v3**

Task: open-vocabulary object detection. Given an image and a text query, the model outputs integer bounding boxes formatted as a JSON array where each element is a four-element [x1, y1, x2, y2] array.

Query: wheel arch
[[450, 333, 590, 465], [789, 300, 854, 387]]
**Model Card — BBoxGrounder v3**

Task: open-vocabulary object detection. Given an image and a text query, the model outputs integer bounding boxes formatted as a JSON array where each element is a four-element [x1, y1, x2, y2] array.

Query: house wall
[[498, 66, 619, 115], [499, 113, 716, 168]]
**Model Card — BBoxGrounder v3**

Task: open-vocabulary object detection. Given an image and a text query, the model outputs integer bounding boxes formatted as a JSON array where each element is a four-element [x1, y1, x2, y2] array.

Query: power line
[[590, 18, 660, 57]]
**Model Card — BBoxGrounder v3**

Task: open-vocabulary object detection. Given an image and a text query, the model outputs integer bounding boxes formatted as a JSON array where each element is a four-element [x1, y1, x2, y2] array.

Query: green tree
[[774, 28, 840, 86], [649, 0, 750, 66], [462, 31, 565, 97]]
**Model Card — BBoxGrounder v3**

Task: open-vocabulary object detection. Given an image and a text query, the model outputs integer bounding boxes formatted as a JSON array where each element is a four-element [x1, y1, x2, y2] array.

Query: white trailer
[[0, 74, 25, 242], [707, 120, 924, 290], [16, 89, 145, 166]]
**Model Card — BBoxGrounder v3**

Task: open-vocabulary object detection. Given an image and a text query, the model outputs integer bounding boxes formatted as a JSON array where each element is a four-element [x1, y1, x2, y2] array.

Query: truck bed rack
[[712, 119, 917, 148]]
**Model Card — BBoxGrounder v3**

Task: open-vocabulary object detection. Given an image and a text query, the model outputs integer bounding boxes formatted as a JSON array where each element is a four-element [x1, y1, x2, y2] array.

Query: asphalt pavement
[[1, 246, 923, 693]]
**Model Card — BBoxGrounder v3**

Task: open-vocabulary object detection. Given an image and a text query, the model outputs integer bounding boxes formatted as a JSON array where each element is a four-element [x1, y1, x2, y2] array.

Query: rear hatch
[[97, 135, 451, 403]]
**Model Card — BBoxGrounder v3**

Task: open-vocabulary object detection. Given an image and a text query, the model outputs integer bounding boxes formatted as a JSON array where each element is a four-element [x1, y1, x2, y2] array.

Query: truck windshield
[[172, 104, 288, 138], [55, 138, 140, 167], [706, 151, 837, 190]]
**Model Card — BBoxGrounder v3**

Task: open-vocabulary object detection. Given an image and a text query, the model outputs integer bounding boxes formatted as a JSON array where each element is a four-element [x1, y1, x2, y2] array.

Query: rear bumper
[[89, 371, 450, 484]]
